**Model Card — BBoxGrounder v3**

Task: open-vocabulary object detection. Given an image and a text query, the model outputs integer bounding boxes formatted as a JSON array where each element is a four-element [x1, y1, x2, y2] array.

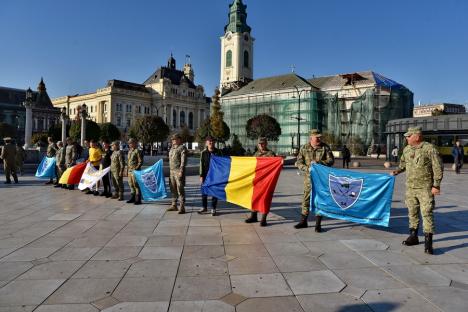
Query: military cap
[[309, 129, 322, 137], [128, 138, 137, 144], [171, 133, 182, 140], [3, 137, 12, 141], [404, 126, 422, 137], [258, 137, 267, 144]]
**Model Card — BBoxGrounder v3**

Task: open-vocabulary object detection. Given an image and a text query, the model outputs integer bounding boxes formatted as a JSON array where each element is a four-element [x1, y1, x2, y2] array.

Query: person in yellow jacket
[[86, 139, 103, 195]]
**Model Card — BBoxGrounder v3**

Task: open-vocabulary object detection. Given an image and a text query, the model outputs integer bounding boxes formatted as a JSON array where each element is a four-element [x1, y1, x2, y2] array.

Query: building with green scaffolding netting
[[221, 71, 414, 155]]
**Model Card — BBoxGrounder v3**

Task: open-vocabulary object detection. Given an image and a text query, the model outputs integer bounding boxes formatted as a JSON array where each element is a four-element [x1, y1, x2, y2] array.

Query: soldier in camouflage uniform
[[110, 141, 125, 201], [126, 138, 143, 205], [168, 133, 187, 214], [54, 141, 66, 188], [392, 126, 443, 254], [245, 137, 276, 226], [15, 144, 26, 176], [1, 137, 18, 184], [64, 137, 78, 190], [45, 137, 58, 185], [295, 129, 334, 230]]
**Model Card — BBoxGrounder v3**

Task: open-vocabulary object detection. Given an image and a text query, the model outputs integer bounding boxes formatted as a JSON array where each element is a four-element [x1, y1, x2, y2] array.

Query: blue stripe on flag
[[201, 156, 231, 200], [35, 156, 56, 179]]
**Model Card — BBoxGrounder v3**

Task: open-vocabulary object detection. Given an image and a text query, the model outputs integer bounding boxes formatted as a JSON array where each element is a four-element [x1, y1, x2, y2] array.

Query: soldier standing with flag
[[65, 137, 78, 190], [127, 138, 143, 205], [392, 126, 443, 254], [245, 137, 276, 226], [55, 141, 66, 188], [295, 129, 334, 231], [198, 136, 222, 216], [45, 137, 57, 185], [111, 141, 125, 201], [168, 134, 187, 214]]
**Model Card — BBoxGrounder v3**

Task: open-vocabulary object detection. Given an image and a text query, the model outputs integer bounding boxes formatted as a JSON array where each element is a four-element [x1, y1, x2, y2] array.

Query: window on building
[[188, 112, 193, 129], [226, 50, 232, 67], [116, 103, 121, 112], [244, 50, 249, 68], [172, 109, 177, 127], [180, 111, 186, 126], [138, 106, 141, 113], [117, 117, 121, 126], [126, 104, 132, 113], [126, 119, 131, 127]]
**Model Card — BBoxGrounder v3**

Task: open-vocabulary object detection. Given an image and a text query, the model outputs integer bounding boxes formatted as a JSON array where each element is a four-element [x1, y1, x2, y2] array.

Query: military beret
[[309, 129, 322, 137], [258, 137, 267, 144], [171, 133, 182, 140], [404, 126, 422, 137]]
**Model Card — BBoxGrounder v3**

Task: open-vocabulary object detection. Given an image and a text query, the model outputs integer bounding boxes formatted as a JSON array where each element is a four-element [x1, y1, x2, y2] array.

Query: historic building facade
[[0, 78, 60, 143], [220, 0, 414, 154], [52, 55, 210, 136], [413, 103, 466, 117]]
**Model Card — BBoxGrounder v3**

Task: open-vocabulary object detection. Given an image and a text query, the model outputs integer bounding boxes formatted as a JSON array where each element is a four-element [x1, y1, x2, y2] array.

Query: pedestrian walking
[[391, 146, 399, 163], [342, 145, 351, 169], [126, 138, 143, 205], [198, 136, 222, 216], [167, 133, 187, 214], [1, 137, 18, 184], [452, 141, 464, 174]]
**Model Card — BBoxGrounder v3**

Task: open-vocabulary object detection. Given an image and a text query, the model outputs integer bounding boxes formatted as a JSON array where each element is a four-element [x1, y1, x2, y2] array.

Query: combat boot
[[260, 213, 268, 227], [424, 233, 433, 255], [245, 212, 258, 223], [178, 204, 185, 214], [111, 193, 119, 199], [197, 207, 208, 214], [315, 215, 322, 233], [402, 228, 419, 246], [294, 214, 308, 229], [167, 201, 178, 211], [126, 194, 135, 204], [134, 194, 142, 205], [118, 193, 124, 201]]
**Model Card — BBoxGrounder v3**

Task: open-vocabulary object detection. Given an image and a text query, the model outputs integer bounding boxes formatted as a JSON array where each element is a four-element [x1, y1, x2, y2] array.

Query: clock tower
[[220, 0, 254, 93]]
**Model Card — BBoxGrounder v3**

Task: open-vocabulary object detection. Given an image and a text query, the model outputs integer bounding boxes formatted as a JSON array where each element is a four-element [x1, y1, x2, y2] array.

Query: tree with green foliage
[[210, 88, 228, 143], [179, 125, 193, 143], [129, 116, 169, 144], [195, 118, 230, 144], [69, 120, 101, 142], [99, 123, 121, 142], [245, 114, 282, 141], [322, 132, 342, 149], [230, 133, 246, 156], [31, 133, 48, 147], [0, 122, 17, 140], [348, 136, 365, 156]]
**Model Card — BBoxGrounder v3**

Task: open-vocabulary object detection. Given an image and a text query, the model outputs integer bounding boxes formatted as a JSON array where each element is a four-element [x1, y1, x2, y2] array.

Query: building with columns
[[52, 55, 210, 138], [0, 78, 60, 143]]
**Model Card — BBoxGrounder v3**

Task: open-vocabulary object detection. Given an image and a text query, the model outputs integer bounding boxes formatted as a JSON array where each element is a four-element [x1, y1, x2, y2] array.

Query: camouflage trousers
[[111, 171, 124, 196], [56, 165, 66, 181], [169, 170, 185, 207], [301, 178, 312, 216], [3, 162, 17, 182], [405, 187, 435, 234], [128, 170, 140, 195]]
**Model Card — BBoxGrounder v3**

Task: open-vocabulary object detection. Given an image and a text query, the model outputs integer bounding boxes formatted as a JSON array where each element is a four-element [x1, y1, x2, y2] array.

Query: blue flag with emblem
[[35, 156, 57, 179], [310, 164, 394, 227], [133, 159, 167, 201]]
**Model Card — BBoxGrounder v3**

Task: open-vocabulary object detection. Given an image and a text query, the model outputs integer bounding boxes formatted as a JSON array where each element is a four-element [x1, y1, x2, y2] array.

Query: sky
[[1, 0, 467, 105]]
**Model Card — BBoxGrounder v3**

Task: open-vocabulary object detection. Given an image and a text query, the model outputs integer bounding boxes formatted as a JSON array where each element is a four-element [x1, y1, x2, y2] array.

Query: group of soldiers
[[2, 125, 444, 254]]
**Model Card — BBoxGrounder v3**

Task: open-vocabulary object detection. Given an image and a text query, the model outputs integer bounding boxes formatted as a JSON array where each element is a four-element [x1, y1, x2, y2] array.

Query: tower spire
[[224, 0, 251, 34]]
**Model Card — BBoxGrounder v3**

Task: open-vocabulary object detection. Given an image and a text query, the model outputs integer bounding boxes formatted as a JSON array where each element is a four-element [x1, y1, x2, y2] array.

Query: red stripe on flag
[[251, 157, 283, 214], [68, 162, 87, 185]]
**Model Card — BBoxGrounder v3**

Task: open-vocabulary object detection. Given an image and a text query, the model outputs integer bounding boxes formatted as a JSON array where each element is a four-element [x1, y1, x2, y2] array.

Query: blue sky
[[1, 0, 467, 105]]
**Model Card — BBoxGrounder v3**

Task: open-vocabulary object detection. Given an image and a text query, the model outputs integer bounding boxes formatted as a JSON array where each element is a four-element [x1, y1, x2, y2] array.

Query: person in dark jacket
[[452, 141, 464, 174], [342, 145, 351, 169], [198, 136, 222, 216], [100, 139, 113, 197]]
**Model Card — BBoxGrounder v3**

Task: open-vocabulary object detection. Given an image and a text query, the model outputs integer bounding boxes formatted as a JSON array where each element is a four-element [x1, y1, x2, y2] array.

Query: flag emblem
[[142, 171, 158, 193], [329, 174, 363, 210]]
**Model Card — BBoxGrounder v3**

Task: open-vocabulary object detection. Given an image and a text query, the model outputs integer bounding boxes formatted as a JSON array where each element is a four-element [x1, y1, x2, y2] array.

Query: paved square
[[0, 165, 467, 311]]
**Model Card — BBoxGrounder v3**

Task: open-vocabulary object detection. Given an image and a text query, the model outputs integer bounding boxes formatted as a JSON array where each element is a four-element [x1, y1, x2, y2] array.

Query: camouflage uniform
[[398, 141, 443, 234], [127, 147, 143, 196], [111, 149, 125, 199], [254, 149, 276, 157], [55, 146, 66, 181], [47, 142, 57, 157], [295, 142, 334, 216], [1, 141, 18, 183], [65, 144, 77, 168], [169, 142, 187, 210]]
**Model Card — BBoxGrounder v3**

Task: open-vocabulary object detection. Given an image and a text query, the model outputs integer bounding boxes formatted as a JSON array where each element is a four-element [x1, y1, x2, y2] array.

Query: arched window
[[172, 109, 176, 127], [188, 112, 193, 129], [226, 50, 232, 67], [180, 111, 186, 126], [244, 50, 249, 68]]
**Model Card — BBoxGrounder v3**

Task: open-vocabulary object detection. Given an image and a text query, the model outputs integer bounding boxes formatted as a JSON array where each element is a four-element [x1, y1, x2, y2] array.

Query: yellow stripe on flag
[[225, 157, 257, 210], [59, 167, 72, 184]]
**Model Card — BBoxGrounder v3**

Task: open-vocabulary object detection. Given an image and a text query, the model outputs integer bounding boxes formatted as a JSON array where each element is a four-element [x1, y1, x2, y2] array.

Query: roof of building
[[308, 71, 406, 90], [143, 66, 197, 89], [107, 79, 148, 93], [225, 73, 317, 97], [0, 78, 56, 110], [224, 0, 251, 34]]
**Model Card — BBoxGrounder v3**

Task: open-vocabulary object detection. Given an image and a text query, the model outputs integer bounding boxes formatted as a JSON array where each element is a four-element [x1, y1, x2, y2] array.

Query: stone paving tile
[[340, 239, 389, 251], [172, 276, 232, 300], [284, 270, 346, 295], [0, 247, 59, 262], [264, 242, 310, 256], [362, 288, 440, 312], [302, 240, 352, 255], [0, 306, 36, 312], [105, 234, 148, 247], [91, 246, 142, 261], [185, 234, 223, 245], [223, 233, 262, 245], [145, 235, 185, 247], [178, 258, 228, 276], [334, 268, 407, 290], [153, 225, 187, 236], [228, 256, 278, 275], [230, 273, 293, 297], [319, 252, 376, 269], [224, 244, 270, 258], [45, 278, 120, 304], [0, 237, 37, 249], [236, 296, 305, 312], [34, 304, 99, 312], [297, 294, 372, 312], [360, 250, 419, 266], [17, 261, 84, 280], [181, 245, 225, 259], [49, 247, 101, 261], [47, 213, 82, 221], [101, 302, 169, 312], [112, 276, 175, 302], [169, 300, 234, 312], [0, 262, 34, 282], [126, 259, 179, 277], [138, 246, 183, 260], [0, 279, 65, 306], [427, 263, 468, 284], [187, 226, 221, 236], [272, 254, 326, 272], [384, 265, 451, 287], [90, 296, 119, 310], [418, 286, 468, 312], [71, 260, 131, 279], [66, 235, 113, 248]]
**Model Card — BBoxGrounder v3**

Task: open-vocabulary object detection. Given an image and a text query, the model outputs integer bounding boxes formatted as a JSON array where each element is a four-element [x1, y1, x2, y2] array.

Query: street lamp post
[[80, 104, 88, 146], [23, 88, 34, 149], [60, 107, 68, 143], [291, 86, 306, 149]]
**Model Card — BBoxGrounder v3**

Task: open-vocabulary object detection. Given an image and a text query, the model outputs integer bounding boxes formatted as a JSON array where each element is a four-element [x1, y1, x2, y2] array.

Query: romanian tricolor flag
[[59, 162, 87, 185], [201, 156, 283, 214]]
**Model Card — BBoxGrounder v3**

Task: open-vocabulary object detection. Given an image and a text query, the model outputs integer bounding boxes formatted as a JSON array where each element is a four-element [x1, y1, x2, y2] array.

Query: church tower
[[220, 0, 254, 93]]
